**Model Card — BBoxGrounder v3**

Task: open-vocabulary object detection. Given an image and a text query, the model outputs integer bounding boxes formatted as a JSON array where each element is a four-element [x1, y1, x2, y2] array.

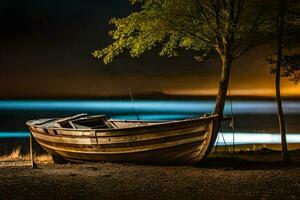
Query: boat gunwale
[[26, 114, 218, 132], [30, 127, 208, 144]]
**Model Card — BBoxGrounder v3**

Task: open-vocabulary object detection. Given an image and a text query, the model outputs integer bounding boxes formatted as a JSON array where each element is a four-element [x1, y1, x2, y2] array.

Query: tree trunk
[[205, 52, 233, 155], [276, 0, 290, 164], [213, 55, 232, 133], [214, 56, 232, 117]]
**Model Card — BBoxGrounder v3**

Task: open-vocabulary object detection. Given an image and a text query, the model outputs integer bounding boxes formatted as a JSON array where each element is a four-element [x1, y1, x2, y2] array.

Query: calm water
[[0, 99, 300, 147]]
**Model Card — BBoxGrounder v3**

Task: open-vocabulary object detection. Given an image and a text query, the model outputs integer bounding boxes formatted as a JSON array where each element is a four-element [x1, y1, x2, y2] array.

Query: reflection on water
[[0, 100, 300, 145]]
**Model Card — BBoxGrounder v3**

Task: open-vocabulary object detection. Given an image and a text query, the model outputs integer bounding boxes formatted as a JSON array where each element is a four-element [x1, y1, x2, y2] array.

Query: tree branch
[[156, 16, 215, 45], [233, 2, 267, 59]]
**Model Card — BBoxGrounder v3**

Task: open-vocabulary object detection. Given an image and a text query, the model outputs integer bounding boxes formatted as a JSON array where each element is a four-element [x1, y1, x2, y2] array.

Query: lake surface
[[0, 99, 300, 152]]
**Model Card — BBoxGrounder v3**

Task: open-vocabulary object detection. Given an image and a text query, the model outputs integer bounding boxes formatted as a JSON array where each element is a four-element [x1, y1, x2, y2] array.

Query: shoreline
[[1, 152, 300, 200]]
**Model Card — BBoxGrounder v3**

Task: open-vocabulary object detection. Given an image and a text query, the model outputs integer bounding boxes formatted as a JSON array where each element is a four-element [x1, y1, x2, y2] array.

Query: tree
[[275, 0, 290, 164], [268, 54, 300, 164], [93, 0, 268, 157], [266, 0, 300, 164], [268, 53, 300, 164]]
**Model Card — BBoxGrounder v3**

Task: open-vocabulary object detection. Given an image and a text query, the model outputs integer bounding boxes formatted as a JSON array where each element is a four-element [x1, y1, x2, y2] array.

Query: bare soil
[[0, 151, 300, 200]]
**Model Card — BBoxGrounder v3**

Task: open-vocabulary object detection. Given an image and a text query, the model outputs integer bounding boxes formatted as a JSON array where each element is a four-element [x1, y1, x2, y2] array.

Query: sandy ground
[[0, 150, 300, 200]]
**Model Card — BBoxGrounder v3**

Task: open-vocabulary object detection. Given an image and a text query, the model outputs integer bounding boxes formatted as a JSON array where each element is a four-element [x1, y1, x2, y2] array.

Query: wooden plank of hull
[[31, 124, 208, 146], [31, 132, 209, 165], [28, 115, 217, 165], [33, 131, 206, 153], [40, 141, 205, 165]]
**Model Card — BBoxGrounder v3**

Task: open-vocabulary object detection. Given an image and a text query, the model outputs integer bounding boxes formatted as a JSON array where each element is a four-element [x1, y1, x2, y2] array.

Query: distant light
[[216, 133, 300, 145], [0, 100, 299, 114]]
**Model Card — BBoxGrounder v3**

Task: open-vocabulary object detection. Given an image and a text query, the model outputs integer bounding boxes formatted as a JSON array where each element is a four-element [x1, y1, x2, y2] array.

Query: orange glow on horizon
[[164, 84, 300, 97]]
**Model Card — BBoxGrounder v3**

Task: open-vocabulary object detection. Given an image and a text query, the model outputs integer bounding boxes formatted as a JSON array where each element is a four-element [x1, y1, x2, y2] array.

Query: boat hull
[[28, 116, 218, 165]]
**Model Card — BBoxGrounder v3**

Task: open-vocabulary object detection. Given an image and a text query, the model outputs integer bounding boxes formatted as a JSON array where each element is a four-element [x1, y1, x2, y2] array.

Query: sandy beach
[[1, 150, 300, 200]]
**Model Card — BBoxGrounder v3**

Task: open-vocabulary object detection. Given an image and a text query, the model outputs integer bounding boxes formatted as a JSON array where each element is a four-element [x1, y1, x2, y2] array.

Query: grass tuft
[[0, 146, 22, 161], [0, 146, 52, 164]]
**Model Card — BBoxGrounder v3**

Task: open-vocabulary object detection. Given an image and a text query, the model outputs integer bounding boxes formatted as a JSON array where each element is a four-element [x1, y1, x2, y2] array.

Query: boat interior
[[32, 113, 161, 130]]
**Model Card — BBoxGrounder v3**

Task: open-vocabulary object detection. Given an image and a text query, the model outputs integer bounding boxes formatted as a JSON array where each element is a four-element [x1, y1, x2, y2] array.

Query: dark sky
[[1, 0, 299, 98]]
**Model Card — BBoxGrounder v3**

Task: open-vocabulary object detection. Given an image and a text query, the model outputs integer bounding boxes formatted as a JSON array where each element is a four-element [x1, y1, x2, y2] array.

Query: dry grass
[[34, 154, 53, 164], [0, 146, 52, 164], [209, 144, 267, 158], [0, 146, 23, 161]]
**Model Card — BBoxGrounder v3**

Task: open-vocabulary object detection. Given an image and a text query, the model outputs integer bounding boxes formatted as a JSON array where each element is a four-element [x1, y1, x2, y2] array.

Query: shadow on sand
[[199, 148, 300, 170]]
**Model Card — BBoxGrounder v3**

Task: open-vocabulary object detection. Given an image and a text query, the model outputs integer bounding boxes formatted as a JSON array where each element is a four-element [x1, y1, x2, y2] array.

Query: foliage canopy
[[93, 0, 269, 64], [266, 0, 300, 84], [268, 54, 300, 84]]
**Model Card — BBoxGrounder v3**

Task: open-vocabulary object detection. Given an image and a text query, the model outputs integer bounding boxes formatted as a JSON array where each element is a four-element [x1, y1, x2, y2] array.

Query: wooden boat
[[26, 113, 219, 165]]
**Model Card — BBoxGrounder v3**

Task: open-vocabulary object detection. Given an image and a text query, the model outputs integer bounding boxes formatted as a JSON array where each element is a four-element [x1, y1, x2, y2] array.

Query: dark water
[[0, 99, 300, 154]]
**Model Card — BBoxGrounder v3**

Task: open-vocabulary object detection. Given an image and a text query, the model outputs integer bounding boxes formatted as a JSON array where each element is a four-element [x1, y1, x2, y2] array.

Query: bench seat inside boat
[[55, 114, 118, 129]]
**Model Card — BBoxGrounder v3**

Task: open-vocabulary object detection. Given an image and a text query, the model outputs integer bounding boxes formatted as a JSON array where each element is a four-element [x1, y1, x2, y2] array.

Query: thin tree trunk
[[276, 0, 290, 164], [214, 56, 232, 117], [213, 54, 232, 135], [204, 52, 233, 157]]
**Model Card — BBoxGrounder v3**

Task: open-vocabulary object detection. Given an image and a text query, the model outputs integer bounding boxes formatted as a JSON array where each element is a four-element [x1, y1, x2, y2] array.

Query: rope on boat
[[220, 127, 233, 157], [214, 81, 236, 157], [228, 82, 236, 155], [214, 132, 220, 153], [128, 88, 140, 121]]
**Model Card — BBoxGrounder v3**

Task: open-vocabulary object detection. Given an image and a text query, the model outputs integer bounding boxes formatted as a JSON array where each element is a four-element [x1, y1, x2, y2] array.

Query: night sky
[[1, 0, 299, 99]]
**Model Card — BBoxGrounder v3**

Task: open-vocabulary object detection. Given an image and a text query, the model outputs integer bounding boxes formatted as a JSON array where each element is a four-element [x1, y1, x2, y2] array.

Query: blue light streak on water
[[1, 132, 300, 145], [0, 100, 300, 114], [0, 132, 30, 138], [0, 100, 214, 113]]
